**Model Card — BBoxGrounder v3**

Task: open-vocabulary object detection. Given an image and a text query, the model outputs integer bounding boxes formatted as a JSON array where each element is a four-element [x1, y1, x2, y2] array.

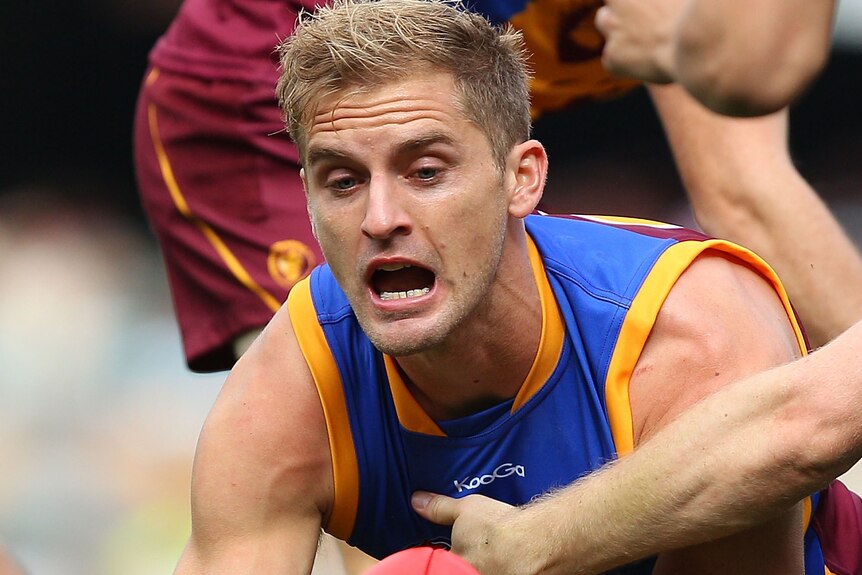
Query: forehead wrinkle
[[318, 93, 452, 119], [311, 106, 456, 134], [311, 86, 462, 130]]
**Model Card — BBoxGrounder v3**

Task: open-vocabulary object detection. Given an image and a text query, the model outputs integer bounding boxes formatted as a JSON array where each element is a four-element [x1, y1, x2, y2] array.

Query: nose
[[360, 176, 412, 240]]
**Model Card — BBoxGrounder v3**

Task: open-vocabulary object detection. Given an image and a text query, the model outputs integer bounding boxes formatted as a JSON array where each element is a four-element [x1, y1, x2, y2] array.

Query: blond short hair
[[276, 0, 532, 168]]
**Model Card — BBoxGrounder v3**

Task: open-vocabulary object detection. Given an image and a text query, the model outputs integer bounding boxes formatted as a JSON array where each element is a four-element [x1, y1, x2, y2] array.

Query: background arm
[[650, 83, 862, 347]]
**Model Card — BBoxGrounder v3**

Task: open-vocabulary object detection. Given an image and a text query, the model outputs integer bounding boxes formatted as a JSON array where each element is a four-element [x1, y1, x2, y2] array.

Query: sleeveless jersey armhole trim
[[718, 239, 812, 529], [605, 239, 808, 456], [287, 278, 360, 539]]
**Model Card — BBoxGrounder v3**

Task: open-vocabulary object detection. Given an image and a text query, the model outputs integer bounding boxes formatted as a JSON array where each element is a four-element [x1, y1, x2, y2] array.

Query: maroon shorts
[[814, 480, 862, 575], [134, 67, 321, 372]]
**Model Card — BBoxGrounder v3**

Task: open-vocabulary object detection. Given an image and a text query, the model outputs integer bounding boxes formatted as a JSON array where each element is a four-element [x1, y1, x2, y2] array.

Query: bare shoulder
[[210, 304, 329, 468], [180, 304, 333, 570], [637, 252, 808, 573], [630, 251, 802, 444]]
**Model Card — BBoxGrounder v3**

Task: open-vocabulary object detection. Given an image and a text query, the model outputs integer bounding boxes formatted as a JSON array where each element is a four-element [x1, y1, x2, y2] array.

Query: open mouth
[[370, 263, 436, 301]]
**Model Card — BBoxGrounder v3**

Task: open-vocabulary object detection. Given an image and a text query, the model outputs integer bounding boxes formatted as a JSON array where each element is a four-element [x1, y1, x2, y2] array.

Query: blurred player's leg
[[134, 67, 320, 373]]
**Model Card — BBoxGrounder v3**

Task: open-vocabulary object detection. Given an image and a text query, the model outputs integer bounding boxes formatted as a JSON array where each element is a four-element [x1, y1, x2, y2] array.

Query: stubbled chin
[[361, 316, 444, 357]]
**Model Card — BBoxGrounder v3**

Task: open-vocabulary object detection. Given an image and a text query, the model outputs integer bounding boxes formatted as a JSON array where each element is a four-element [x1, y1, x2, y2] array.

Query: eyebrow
[[395, 131, 457, 155], [305, 131, 458, 168], [305, 146, 352, 168]]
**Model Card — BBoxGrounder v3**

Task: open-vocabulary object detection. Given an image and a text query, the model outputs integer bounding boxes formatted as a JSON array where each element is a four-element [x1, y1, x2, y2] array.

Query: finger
[[594, 6, 611, 35], [411, 491, 460, 525]]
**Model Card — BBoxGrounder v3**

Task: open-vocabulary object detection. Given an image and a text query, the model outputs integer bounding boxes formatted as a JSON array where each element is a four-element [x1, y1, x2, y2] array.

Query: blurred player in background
[[133, 0, 321, 373], [594, 0, 862, 349]]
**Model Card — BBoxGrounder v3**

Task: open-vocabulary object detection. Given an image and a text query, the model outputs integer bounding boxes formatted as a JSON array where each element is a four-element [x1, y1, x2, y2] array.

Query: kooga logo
[[453, 463, 526, 493]]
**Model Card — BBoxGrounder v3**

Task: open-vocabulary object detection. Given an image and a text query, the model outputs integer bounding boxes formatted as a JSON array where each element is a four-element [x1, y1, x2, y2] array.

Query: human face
[[301, 74, 513, 356]]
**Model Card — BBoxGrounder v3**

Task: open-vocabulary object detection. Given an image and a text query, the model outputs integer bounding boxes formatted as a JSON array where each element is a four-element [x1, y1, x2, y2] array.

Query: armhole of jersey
[[713, 245, 812, 538], [605, 239, 808, 456], [287, 279, 360, 540]]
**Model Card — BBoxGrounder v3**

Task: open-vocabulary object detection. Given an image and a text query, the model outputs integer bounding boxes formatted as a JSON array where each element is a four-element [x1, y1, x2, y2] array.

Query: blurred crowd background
[[1, 1, 861, 573]]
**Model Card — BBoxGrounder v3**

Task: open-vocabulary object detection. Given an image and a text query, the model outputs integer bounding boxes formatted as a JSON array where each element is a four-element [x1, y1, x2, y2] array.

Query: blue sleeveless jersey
[[288, 213, 831, 573]]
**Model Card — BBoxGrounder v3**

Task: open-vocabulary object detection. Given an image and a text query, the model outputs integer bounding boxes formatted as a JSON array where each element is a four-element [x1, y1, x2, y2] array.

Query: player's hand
[[594, 0, 684, 84], [412, 491, 542, 574]]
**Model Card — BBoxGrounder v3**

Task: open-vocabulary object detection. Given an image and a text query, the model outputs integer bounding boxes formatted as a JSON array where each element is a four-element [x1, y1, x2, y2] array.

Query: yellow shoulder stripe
[[287, 279, 360, 539], [606, 240, 807, 455]]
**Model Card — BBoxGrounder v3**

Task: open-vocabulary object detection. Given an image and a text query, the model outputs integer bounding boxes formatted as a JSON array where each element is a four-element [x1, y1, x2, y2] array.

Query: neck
[[395, 228, 542, 421]]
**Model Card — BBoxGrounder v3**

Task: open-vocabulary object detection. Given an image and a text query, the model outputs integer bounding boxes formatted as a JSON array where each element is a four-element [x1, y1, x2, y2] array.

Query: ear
[[299, 167, 308, 195], [505, 140, 548, 218]]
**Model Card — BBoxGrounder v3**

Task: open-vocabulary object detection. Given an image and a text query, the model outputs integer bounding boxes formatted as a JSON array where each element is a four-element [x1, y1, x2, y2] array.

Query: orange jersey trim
[[606, 239, 808, 455], [288, 280, 360, 539], [384, 355, 447, 436], [604, 237, 814, 532], [512, 235, 566, 411]]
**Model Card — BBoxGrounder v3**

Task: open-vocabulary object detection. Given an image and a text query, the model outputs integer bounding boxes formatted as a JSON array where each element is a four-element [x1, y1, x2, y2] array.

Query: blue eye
[[329, 176, 358, 192], [415, 167, 438, 180]]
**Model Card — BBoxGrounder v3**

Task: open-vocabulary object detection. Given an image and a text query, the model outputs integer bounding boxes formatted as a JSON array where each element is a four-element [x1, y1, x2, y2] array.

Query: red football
[[366, 547, 480, 574]]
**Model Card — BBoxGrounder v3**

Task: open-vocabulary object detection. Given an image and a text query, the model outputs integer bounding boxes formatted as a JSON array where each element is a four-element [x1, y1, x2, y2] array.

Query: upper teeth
[[380, 287, 430, 300], [379, 263, 412, 272]]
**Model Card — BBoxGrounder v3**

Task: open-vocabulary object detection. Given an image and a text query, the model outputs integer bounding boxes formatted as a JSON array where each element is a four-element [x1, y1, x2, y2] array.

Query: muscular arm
[[597, 0, 835, 116], [673, 0, 836, 116], [557, 317, 862, 571], [627, 253, 804, 573], [176, 308, 333, 574], [650, 83, 862, 347], [419, 324, 862, 572], [497, 315, 862, 574], [231, 326, 380, 575]]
